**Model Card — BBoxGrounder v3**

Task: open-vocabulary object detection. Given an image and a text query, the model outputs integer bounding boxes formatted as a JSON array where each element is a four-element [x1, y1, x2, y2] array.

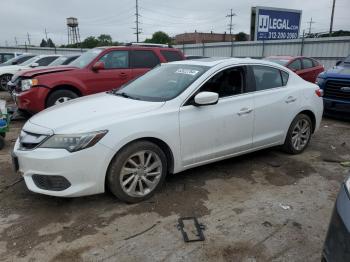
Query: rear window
[[160, 50, 183, 62]]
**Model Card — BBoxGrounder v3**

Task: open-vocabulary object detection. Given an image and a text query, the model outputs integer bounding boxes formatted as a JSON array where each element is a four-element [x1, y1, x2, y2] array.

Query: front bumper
[[323, 184, 350, 262], [13, 139, 114, 197], [11, 86, 50, 113], [323, 98, 350, 118]]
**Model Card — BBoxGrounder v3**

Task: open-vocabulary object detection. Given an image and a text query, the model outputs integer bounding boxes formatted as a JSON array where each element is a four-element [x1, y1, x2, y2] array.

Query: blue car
[[323, 177, 350, 261], [316, 55, 350, 118]]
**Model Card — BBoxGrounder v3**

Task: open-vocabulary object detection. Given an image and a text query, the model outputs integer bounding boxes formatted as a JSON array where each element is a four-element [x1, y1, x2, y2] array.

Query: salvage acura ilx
[[12, 58, 323, 203]]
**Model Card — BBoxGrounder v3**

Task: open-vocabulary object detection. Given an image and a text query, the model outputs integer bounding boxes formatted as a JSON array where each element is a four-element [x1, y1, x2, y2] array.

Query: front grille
[[19, 131, 48, 150], [324, 80, 350, 101], [32, 175, 71, 191]]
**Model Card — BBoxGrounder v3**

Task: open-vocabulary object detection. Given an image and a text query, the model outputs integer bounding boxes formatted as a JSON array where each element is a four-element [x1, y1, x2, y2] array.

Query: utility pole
[[226, 9, 236, 36], [329, 0, 336, 36], [307, 17, 315, 35], [134, 0, 141, 42], [5, 40, 8, 47], [14, 37, 18, 46], [44, 28, 48, 41], [27, 33, 31, 45]]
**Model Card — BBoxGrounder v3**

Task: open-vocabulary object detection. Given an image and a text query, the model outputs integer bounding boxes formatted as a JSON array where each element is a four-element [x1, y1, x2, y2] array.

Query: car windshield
[[343, 55, 350, 64], [264, 58, 290, 66], [112, 64, 209, 102], [20, 56, 38, 66], [48, 56, 68, 66], [70, 49, 103, 68], [1, 56, 18, 66]]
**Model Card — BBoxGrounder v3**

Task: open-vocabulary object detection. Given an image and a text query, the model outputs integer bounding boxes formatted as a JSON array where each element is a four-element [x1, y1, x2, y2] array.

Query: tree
[[144, 31, 172, 44], [81, 36, 99, 48], [40, 39, 48, 47], [47, 38, 55, 47], [97, 34, 113, 46], [235, 32, 248, 42]]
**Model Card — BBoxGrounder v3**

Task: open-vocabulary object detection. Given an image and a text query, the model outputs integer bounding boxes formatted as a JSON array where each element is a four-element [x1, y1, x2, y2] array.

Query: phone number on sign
[[268, 32, 298, 39]]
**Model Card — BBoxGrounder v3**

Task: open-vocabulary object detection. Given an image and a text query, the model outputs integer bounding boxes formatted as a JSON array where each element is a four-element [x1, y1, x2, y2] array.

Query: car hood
[[0, 65, 25, 73], [17, 66, 78, 78], [320, 65, 350, 79], [26, 92, 165, 134]]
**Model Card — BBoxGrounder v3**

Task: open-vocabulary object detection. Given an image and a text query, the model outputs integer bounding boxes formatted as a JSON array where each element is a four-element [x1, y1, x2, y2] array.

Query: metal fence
[[0, 46, 86, 55], [175, 36, 350, 69]]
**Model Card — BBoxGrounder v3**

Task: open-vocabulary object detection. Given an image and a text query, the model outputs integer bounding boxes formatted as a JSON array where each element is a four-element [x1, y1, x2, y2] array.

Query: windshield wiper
[[114, 92, 140, 100]]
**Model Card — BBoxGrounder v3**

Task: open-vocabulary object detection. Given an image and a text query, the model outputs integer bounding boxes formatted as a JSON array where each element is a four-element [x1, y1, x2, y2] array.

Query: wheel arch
[[298, 109, 316, 133], [45, 84, 82, 106]]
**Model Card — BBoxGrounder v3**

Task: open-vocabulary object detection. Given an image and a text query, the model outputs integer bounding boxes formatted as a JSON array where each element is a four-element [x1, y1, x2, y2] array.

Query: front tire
[[0, 74, 13, 91], [283, 114, 312, 154], [107, 141, 168, 203], [46, 89, 79, 108]]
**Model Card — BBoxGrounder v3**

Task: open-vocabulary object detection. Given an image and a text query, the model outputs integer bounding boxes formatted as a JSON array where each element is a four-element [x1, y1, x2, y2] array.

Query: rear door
[[287, 59, 302, 77], [130, 50, 160, 79], [84, 50, 132, 94], [251, 65, 300, 148], [299, 58, 318, 83]]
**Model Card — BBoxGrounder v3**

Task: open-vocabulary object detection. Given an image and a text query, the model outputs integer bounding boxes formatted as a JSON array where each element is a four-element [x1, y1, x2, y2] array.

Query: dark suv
[[316, 55, 350, 117], [8, 44, 185, 113]]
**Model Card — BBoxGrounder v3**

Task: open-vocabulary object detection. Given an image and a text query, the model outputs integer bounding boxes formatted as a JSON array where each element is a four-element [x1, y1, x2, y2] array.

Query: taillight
[[315, 89, 324, 97]]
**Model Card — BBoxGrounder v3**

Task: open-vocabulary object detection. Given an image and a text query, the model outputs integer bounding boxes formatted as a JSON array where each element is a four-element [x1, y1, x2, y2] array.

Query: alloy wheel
[[54, 97, 71, 105], [0, 75, 12, 89], [120, 150, 162, 197], [291, 119, 311, 151]]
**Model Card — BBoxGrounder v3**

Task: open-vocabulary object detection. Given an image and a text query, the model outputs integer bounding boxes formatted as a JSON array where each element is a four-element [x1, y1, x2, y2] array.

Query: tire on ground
[[46, 89, 79, 108], [107, 141, 168, 203], [0, 74, 13, 91], [282, 113, 312, 154]]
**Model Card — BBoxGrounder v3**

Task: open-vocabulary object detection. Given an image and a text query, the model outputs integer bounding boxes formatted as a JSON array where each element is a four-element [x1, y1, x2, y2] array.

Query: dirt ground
[[0, 91, 349, 262]]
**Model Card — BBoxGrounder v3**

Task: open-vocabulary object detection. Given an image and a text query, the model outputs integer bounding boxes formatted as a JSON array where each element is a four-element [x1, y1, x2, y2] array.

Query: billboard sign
[[251, 6, 302, 41]]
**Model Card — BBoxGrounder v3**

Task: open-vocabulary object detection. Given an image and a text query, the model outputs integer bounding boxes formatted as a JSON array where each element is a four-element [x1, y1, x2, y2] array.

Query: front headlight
[[39, 130, 108, 152], [345, 177, 350, 194], [21, 78, 38, 91]]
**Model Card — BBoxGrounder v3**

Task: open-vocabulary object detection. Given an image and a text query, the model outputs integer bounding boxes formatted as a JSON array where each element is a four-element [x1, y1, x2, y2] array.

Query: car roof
[[169, 57, 282, 68]]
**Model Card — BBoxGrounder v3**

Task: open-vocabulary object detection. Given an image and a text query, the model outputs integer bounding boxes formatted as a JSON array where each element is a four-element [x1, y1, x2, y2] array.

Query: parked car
[[0, 55, 61, 90], [0, 53, 36, 67], [8, 45, 185, 113], [47, 55, 80, 66], [316, 55, 350, 118], [12, 58, 323, 202], [322, 176, 350, 262], [0, 52, 22, 64], [264, 56, 324, 83]]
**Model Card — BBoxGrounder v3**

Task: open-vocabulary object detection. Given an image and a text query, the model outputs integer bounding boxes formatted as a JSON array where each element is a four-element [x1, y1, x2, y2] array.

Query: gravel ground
[[0, 91, 349, 262]]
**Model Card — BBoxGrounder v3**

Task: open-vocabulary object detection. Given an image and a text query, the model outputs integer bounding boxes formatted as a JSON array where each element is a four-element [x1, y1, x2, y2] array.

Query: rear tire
[[0, 74, 13, 91], [282, 114, 312, 154], [107, 141, 168, 203], [0, 136, 5, 150], [46, 90, 78, 108]]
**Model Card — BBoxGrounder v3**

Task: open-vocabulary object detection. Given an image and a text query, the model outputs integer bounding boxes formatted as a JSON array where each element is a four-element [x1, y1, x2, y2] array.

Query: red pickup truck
[[8, 44, 185, 114]]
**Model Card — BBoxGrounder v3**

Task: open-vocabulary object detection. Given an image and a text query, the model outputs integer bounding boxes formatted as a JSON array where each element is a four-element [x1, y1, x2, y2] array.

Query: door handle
[[237, 107, 253, 116], [285, 96, 297, 103]]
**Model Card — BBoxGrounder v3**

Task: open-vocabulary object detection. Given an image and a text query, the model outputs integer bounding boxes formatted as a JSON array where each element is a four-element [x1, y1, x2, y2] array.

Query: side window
[[281, 71, 289, 86], [36, 56, 59, 66], [302, 58, 314, 69], [130, 50, 160, 68], [252, 65, 283, 91], [288, 59, 301, 71], [99, 51, 129, 69], [200, 66, 245, 98], [312, 59, 319, 67], [3, 54, 14, 62], [160, 50, 183, 62]]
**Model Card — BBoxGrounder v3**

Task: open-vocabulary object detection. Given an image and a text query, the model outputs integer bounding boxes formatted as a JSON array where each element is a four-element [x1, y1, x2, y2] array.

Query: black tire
[[0, 74, 13, 91], [0, 136, 5, 150], [107, 141, 168, 203], [46, 89, 79, 108], [283, 114, 312, 154]]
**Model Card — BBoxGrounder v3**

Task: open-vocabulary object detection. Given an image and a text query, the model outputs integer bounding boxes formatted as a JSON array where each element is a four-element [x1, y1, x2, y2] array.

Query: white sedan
[[13, 58, 323, 203]]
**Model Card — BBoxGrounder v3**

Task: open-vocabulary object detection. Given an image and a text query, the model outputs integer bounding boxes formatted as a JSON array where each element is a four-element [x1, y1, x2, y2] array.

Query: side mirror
[[335, 60, 342, 66], [92, 61, 105, 71], [30, 62, 39, 68], [194, 92, 219, 106]]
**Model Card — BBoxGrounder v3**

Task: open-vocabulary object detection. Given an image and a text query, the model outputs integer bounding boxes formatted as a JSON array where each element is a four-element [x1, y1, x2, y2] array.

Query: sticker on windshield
[[175, 69, 199, 76]]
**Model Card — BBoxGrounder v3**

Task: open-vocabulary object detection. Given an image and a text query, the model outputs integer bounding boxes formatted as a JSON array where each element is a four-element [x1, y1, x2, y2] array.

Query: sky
[[0, 0, 349, 46]]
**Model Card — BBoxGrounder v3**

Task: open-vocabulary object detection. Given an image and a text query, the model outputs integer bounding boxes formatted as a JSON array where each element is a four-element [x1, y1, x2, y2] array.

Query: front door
[[179, 66, 254, 167]]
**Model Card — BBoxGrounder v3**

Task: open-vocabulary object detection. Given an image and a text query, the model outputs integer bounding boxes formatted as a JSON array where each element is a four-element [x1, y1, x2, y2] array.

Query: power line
[[226, 9, 236, 35], [307, 17, 316, 35]]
